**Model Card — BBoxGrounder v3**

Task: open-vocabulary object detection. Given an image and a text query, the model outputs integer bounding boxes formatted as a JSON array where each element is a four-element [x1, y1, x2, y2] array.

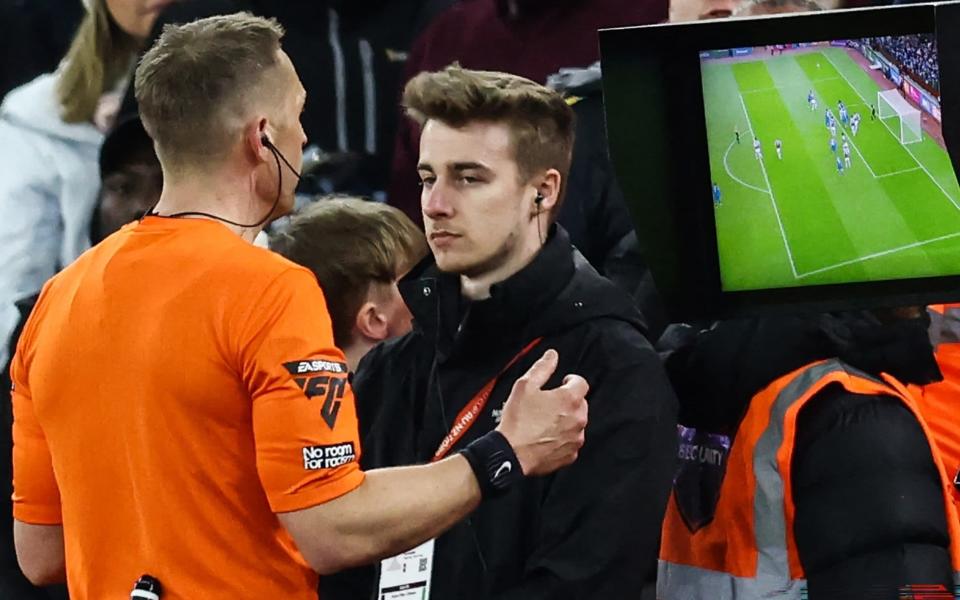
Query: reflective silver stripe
[[359, 38, 376, 154], [328, 9, 348, 152], [661, 360, 870, 599], [928, 305, 960, 347], [658, 560, 806, 599], [753, 362, 835, 579]]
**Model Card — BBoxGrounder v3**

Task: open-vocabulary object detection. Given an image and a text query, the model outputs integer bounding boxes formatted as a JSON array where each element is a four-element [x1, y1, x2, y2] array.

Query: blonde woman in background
[[0, 0, 173, 371]]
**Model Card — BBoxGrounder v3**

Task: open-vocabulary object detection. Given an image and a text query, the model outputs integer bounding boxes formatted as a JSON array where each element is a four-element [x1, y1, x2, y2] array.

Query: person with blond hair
[[0, 0, 174, 372], [0, 3, 174, 597]]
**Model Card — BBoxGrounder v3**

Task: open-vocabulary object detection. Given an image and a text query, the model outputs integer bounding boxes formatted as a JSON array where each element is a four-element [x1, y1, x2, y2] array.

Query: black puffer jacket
[[662, 312, 954, 598], [326, 226, 678, 600]]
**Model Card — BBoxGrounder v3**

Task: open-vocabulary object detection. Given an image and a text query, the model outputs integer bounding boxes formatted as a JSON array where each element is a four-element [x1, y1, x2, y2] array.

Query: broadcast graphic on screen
[[701, 36, 960, 292]]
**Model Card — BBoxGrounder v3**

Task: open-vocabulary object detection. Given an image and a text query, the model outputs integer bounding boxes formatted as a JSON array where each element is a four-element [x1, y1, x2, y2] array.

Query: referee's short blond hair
[[135, 13, 285, 171]]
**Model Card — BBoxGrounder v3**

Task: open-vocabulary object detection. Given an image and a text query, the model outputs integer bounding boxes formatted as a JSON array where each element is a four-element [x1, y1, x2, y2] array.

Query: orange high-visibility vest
[[911, 304, 960, 505], [659, 359, 960, 600]]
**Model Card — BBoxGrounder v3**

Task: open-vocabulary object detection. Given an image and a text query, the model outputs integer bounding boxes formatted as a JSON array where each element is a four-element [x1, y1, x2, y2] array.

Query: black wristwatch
[[459, 431, 524, 498]]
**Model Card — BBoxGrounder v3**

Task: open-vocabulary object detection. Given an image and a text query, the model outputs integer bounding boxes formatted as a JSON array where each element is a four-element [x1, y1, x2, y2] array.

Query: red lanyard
[[432, 338, 544, 462]]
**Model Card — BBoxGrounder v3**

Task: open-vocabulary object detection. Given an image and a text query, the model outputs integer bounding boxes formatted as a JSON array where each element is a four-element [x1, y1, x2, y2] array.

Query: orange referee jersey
[[11, 216, 365, 599]]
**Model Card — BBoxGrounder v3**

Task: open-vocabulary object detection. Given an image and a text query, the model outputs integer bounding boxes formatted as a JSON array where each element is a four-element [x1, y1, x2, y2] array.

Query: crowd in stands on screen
[[871, 34, 939, 92]]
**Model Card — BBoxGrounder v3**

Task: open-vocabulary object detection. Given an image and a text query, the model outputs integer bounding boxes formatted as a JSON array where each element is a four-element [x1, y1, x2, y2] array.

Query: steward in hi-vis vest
[[911, 304, 960, 509], [660, 313, 959, 599]]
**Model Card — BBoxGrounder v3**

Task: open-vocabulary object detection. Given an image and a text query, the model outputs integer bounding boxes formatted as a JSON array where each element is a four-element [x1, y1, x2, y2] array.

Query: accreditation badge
[[673, 424, 732, 532], [377, 539, 435, 599]]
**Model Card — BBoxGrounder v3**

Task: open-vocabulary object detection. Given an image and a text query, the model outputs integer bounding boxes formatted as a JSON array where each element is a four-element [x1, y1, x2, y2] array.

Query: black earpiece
[[534, 192, 545, 245], [260, 135, 302, 180], [146, 132, 299, 230]]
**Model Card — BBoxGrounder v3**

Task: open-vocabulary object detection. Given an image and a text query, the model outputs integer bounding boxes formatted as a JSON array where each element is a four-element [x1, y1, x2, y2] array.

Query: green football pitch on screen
[[702, 46, 960, 291]]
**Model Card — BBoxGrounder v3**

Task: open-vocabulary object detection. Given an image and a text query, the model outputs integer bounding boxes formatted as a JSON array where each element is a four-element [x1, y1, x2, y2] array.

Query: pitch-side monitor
[[600, 2, 960, 320]]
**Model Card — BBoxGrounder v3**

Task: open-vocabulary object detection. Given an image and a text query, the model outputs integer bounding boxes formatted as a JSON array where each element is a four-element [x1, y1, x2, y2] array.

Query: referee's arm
[[277, 351, 588, 575], [13, 521, 64, 586], [11, 334, 66, 585]]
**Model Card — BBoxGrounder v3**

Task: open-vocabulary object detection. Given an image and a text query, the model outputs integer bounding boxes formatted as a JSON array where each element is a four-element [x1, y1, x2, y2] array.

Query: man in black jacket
[[661, 311, 956, 597], [342, 65, 678, 599]]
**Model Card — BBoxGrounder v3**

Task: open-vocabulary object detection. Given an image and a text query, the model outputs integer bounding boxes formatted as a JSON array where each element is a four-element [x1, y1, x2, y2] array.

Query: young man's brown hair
[[402, 64, 576, 218], [271, 197, 428, 348], [134, 12, 285, 170]]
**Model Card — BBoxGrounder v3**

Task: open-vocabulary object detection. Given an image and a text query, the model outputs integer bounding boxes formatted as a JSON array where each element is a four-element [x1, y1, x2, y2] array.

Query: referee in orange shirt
[[10, 14, 589, 599]]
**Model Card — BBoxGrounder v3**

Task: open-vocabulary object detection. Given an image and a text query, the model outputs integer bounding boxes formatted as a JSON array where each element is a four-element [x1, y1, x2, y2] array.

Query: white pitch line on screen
[[723, 141, 769, 194], [823, 51, 960, 212], [796, 230, 960, 278], [875, 167, 921, 178], [843, 134, 877, 178], [738, 92, 799, 279], [875, 115, 960, 211]]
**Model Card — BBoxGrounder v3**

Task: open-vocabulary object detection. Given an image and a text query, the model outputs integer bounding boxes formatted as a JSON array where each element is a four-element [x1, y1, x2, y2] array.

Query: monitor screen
[[599, 3, 960, 320], [702, 35, 960, 292]]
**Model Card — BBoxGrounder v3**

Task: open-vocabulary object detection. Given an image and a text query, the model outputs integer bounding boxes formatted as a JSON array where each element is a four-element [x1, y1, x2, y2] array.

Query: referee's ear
[[247, 118, 274, 165]]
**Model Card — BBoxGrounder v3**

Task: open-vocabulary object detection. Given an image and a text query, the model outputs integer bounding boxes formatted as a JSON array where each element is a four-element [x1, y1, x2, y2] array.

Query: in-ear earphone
[[534, 192, 545, 245], [261, 135, 303, 180]]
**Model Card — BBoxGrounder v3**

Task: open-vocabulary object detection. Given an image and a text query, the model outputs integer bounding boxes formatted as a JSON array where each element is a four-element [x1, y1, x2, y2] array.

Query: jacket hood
[[663, 311, 941, 432], [0, 73, 103, 146], [399, 225, 647, 361]]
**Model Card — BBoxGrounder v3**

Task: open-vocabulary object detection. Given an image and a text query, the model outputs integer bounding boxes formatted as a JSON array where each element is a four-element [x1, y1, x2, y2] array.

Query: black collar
[[399, 225, 576, 361]]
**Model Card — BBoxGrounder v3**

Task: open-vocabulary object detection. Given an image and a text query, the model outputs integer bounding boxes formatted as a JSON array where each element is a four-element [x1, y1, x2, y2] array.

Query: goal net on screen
[[878, 88, 922, 145]]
